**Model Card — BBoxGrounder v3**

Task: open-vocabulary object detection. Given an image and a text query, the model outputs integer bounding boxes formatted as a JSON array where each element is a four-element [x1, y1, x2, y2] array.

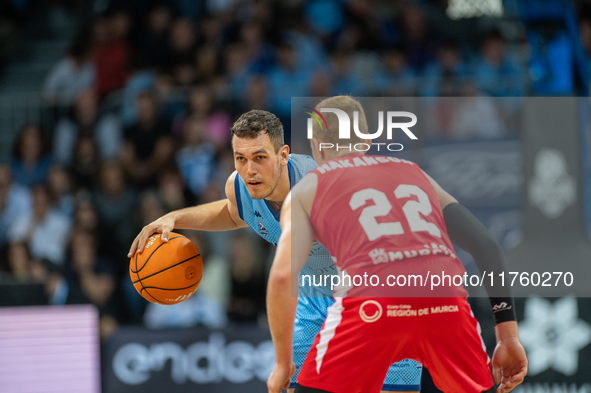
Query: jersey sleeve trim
[[234, 174, 244, 221], [288, 159, 294, 188]]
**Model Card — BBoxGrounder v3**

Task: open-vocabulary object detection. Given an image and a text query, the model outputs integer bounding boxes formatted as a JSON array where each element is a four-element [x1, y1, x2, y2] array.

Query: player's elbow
[[270, 261, 291, 281], [269, 269, 291, 293]]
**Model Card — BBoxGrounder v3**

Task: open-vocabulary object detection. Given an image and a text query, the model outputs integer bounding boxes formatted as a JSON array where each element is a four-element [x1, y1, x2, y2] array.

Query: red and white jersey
[[309, 154, 465, 296]]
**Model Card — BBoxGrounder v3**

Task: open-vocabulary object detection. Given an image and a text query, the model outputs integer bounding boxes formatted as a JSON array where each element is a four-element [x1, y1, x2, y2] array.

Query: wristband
[[489, 297, 516, 324]]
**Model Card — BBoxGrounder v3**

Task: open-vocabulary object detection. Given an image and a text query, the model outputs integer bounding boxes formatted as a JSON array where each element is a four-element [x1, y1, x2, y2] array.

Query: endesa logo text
[[305, 107, 418, 152]]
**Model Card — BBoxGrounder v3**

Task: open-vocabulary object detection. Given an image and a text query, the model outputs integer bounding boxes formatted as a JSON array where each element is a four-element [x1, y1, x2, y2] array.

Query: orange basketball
[[129, 232, 203, 305]]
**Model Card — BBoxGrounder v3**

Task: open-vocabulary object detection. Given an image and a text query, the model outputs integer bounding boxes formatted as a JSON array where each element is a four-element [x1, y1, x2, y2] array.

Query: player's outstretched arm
[[128, 171, 248, 257], [267, 176, 317, 393], [424, 170, 528, 391], [492, 321, 528, 393]]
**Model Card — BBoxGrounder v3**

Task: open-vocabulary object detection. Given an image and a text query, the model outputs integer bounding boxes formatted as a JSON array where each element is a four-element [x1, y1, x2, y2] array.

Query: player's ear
[[310, 139, 323, 163], [310, 138, 318, 152], [279, 144, 289, 165]]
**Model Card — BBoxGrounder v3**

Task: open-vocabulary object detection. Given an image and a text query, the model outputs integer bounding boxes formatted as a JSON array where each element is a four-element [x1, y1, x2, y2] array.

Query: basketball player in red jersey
[[267, 96, 527, 393]]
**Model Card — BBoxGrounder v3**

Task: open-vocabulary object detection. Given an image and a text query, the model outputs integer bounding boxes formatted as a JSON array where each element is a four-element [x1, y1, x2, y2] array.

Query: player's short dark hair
[[231, 110, 284, 153]]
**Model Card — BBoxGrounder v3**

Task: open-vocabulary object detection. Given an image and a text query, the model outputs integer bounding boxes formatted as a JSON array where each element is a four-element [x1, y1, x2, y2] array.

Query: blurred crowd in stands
[[0, 0, 590, 339]]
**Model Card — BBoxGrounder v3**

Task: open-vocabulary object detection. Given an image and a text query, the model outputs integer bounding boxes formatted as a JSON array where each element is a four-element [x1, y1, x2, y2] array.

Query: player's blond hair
[[313, 96, 368, 145]]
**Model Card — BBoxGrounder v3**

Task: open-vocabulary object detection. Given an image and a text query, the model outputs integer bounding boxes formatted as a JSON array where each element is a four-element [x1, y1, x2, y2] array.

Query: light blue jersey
[[234, 154, 336, 297], [233, 153, 421, 390]]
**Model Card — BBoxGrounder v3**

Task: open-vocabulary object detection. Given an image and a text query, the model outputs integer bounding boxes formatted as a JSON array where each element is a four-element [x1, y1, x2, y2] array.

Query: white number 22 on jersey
[[349, 185, 441, 241]]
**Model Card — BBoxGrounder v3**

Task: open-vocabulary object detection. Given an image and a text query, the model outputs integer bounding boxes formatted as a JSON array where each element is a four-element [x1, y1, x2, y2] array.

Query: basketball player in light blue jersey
[[128, 110, 422, 392]]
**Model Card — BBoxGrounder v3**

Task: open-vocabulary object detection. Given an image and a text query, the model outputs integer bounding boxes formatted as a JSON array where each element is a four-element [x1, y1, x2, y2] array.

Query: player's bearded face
[[233, 134, 284, 199]]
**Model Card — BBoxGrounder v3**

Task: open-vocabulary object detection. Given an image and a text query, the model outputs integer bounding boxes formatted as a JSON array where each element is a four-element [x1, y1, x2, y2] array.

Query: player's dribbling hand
[[128, 214, 176, 257], [267, 362, 295, 393], [492, 323, 528, 393]]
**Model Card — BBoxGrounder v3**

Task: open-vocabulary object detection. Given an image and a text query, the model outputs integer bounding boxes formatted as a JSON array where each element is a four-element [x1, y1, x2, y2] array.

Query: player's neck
[[264, 164, 290, 214]]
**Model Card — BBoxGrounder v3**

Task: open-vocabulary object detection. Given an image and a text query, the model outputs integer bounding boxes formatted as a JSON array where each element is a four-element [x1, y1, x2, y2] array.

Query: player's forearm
[[167, 199, 245, 232], [443, 202, 516, 324], [267, 273, 297, 366]]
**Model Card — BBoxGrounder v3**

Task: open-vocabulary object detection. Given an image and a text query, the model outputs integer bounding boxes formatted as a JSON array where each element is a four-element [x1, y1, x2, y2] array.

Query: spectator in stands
[[304, 0, 345, 39], [137, 189, 166, 229], [176, 115, 216, 202], [239, 22, 276, 74], [173, 85, 231, 148], [73, 197, 101, 235], [372, 47, 417, 96], [168, 18, 197, 69], [5, 242, 33, 282], [42, 36, 95, 106], [329, 50, 364, 96], [173, 59, 197, 86], [267, 42, 310, 120], [474, 30, 525, 97], [421, 42, 469, 97], [72, 196, 110, 266], [194, 44, 220, 84], [92, 11, 131, 99], [309, 70, 332, 97], [93, 160, 137, 260], [200, 15, 225, 47], [225, 44, 253, 98], [241, 75, 269, 111], [47, 164, 74, 218], [450, 84, 507, 139], [0, 1, 19, 76], [11, 124, 52, 188], [61, 230, 118, 339], [8, 185, 71, 266], [70, 136, 101, 192], [338, 1, 385, 51], [120, 52, 157, 126], [121, 91, 173, 188], [157, 165, 188, 212], [399, 3, 438, 70], [134, 4, 172, 69], [53, 89, 122, 166], [580, 17, 591, 63], [286, 14, 329, 73], [0, 165, 32, 252], [227, 233, 267, 324]]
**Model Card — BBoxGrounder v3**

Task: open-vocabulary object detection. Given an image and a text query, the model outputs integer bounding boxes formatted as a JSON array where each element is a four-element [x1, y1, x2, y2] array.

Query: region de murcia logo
[[528, 148, 576, 219], [359, 300, 383, 323]]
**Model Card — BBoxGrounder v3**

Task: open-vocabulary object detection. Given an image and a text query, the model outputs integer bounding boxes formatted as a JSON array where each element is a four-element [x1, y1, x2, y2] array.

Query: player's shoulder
[[289, 153, 318, 172], [225, 171, 240, 203], [290, 171, 318, 213], [292, 171, 318, 195]]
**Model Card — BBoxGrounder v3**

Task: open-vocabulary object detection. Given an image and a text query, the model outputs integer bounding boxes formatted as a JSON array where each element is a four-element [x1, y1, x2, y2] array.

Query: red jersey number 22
[[349, 185, 442, 241]]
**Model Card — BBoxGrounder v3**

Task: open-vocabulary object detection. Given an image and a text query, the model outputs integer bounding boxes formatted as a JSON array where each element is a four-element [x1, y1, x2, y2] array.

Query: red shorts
[[298, 297, 493, 393]]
